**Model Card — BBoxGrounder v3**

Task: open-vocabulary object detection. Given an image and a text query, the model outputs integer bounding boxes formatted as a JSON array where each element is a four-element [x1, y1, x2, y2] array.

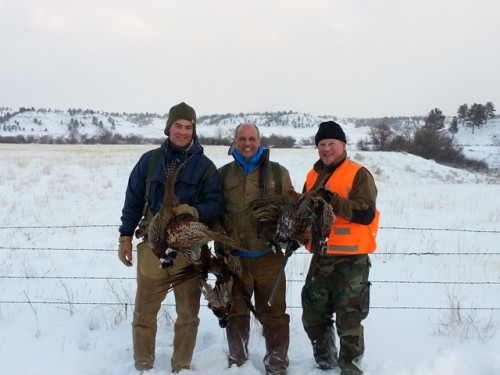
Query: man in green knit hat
[[118, 102, 224, 373]]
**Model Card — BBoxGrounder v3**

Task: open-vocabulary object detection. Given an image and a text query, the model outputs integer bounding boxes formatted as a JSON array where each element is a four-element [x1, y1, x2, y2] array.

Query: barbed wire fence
[[1, 224, 499, 311]]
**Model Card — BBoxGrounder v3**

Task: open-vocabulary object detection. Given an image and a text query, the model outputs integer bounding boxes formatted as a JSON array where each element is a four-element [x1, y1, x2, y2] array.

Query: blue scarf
[[232, 145, 264, 175]]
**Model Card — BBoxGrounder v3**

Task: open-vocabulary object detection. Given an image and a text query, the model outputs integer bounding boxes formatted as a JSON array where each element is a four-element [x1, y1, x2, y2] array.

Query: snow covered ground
[[0, 141, 499, 375]]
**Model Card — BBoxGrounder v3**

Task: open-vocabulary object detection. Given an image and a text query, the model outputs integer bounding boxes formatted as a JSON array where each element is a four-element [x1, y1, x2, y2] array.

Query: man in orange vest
[[301, 121, 380, 375]]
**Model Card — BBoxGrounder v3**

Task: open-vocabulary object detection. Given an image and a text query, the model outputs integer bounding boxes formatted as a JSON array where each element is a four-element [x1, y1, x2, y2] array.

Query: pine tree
[[457, 104, 468, 125], [484, 102, 496, 123], [425, 108, 445, 130], [467, 103, 486, 133]]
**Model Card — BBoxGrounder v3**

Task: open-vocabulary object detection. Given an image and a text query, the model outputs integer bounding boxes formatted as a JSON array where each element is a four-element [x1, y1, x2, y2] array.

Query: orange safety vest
[[305, 159, 380, 255]]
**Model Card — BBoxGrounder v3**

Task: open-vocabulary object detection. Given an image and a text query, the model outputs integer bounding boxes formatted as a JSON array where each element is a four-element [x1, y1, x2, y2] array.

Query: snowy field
[[0, 144, 499, 375]]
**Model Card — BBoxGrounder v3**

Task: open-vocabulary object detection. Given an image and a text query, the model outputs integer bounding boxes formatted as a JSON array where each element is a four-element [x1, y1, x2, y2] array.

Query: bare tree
[[369, 123, 393, 151], [449, 116, 458, 139]]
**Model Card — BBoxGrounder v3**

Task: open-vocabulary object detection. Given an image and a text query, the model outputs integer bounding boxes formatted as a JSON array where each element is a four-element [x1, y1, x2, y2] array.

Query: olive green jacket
[[219, 160, 295, 252]]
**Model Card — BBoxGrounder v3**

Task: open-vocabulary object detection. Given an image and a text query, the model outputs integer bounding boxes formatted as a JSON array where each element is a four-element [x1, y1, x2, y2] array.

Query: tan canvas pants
[[226, 251, 290, 375], [132, 241, 201, 371]]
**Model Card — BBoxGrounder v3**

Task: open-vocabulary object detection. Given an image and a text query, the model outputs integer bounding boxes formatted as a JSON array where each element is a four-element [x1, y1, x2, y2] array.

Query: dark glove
[[252, 203, 281, 222], [214, 241, 231, 257], [316, 188, 338, 203]]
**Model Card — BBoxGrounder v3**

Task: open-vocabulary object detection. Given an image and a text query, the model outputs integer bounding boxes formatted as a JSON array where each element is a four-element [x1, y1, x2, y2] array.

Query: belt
[[234, 250, 271, 258]]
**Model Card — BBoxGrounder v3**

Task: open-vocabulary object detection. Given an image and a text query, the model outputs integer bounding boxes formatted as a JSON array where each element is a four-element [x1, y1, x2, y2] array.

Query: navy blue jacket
[[119, 137, 224, 236]]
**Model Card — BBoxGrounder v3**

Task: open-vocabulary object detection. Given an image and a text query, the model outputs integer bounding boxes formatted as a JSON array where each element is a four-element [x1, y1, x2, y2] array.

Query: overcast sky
[[1, 0, 499, 118]]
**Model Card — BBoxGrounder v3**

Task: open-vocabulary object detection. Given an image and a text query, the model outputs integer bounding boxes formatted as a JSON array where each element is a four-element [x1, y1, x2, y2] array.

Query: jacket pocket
[[359, 281, 371, 320], [137, 241, 167, 280]]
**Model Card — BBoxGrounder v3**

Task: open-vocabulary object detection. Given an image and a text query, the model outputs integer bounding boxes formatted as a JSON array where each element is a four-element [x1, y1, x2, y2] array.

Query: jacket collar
[[232, 145, 264, 175]]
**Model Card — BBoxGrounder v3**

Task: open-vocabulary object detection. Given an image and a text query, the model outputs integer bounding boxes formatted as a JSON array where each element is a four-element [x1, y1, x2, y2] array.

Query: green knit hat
[[164, 102, 196, 136]]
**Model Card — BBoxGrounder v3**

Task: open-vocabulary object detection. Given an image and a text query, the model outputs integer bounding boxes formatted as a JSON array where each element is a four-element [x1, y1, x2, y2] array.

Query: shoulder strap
[[201, 162, 217, 182], [259, 148, 270, 195], [144, 148, 161, 206], [219, 159, 282, 194], [269, 161, 282, 194]]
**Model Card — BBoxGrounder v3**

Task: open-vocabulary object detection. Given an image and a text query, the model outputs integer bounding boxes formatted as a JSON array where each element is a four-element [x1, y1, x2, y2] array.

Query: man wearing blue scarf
[[218, 123, 297, 375]]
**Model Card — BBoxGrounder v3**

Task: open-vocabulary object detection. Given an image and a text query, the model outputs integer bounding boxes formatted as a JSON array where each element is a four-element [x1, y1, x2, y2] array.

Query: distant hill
[[0, 106, 424, 143], [0, 106, 498, 169]]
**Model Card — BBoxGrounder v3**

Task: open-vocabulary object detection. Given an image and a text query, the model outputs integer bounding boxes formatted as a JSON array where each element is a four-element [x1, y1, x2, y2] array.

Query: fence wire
[[0, 224, 498, 233], [1, 224, 499, 311], [0, 299, 498, 311]]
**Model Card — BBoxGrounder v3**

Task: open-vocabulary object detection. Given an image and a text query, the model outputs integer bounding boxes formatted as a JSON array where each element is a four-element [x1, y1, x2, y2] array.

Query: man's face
[[317, 138, 346, 166], [169, 119, 194, 148], [235, 124, 260, 160]]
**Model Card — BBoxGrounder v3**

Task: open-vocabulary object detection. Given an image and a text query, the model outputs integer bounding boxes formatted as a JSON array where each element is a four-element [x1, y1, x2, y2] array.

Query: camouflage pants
[[301, 254, 371, 373], [132, 241, 201, 372]]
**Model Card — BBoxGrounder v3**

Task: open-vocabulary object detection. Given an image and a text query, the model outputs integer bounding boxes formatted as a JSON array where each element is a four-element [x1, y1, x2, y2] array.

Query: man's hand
[[252, 203, 281, 222], [316, 188, 338, 203], [173, 204, 199, 220], [118, 236, 133, 267]]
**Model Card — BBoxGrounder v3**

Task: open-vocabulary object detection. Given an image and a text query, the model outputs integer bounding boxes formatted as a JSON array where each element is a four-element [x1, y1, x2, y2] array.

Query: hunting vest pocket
[[137, 241, 166, 279], [224, 176, 240, 191], [266, 179, 276, 194]]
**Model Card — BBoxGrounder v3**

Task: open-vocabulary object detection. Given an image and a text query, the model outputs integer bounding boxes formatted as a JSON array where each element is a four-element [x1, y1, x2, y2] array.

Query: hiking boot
[[317, 360, 339, 370], [339, 354, 363, 374], [135, 361, 153, 372], [171, 364, 190, 373], [312, 339, 338, 370], [340, 366, 363, 375], [266, 369, 287, 375], [228, 357, 247, 368]]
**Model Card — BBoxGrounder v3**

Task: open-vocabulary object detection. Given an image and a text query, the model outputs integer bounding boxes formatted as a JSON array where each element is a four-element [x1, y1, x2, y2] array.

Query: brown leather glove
[[172, 204, 199, 220], [118, 236, 133, 267]]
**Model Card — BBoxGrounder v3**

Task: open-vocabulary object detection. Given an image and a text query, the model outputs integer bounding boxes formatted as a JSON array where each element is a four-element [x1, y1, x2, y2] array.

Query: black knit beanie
[[164, 102, 196, 136], [314, 121, 346, 146]]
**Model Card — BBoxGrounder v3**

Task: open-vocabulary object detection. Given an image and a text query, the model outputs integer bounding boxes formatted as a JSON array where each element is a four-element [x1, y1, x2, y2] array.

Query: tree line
[[1, 103, 497, 172], [358, 102, 496, 171], [452, 102, 496, 135]]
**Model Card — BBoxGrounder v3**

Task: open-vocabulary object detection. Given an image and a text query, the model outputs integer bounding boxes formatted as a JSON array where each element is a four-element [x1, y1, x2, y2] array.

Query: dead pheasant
[[248, 168, 335, 253], [173, 246, 261, 328], [146, 155, 258, 324], [148, 155, 194, 263], [273, 191, 335, 252], [148, 154, 249, 269], [199, 251, 245, 328], [200, 274, 234, 327], [163, 215, 247, 268], [202, 271, 260, 328]]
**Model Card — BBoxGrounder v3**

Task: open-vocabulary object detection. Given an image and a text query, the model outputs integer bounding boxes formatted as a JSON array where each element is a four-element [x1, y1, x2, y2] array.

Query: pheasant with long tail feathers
[[146, 155, 256, 325], [148, 154, 249, 268], [248, 167, 335, 253]]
